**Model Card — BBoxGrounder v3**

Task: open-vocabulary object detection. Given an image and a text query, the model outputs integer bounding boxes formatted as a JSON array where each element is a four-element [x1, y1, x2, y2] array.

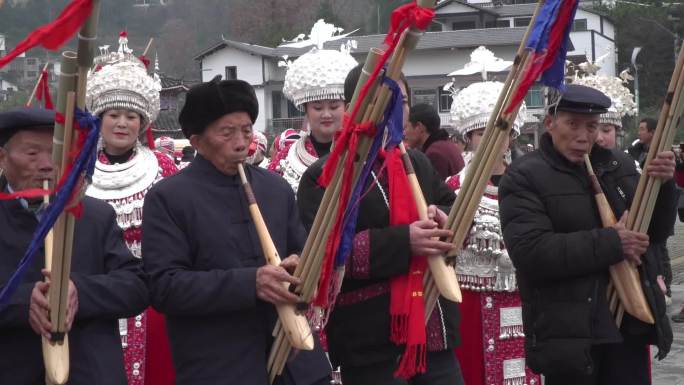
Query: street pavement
[[653, 220, 684, 385]]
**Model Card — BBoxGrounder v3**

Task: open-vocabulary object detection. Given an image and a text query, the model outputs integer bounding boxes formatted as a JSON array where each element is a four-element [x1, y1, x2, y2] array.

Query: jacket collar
[[186, 153, 244, 187]]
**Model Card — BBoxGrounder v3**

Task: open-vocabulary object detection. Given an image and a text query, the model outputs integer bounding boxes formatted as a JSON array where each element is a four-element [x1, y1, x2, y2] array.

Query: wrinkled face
[[305, 99, 344, 141], [638, 121, 654, 145], [0, 128, 56, 193], [100, 109, 143, 155], [545, 111, 600, 164], [191, 112, 253, 175], [596, 123, 617, 150]]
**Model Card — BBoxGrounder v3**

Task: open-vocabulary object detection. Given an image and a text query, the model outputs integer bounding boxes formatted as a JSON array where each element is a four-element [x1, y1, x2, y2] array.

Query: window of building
[[485, 19, 511, 28], [572, 19, 588, 32], [26, 71, 37, 78], [438, 88, 452, 112], [225, 66, 237, 80], [26, 58, 37, 65], [272, 90, 283, 119], [514, 17, 532, 27], [427, 21, 442, 32], [412, 88, 437, 108], [452, 20, 477, 31], [524, 85, 544, 108]]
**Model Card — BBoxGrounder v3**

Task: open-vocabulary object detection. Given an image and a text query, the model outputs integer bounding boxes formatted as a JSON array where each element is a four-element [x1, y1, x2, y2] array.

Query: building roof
[[194, 39, 275, 60], [152, 110, 185, 139], [159, 74, 199, 91], [195, 27, 528, 62], [435, 1, 606, 19], [434, 0, 498, 16]]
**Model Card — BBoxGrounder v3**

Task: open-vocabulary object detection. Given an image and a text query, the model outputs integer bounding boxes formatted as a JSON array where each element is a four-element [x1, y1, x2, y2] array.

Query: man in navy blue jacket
[[142, 77, 331, 385], [0, 107, 149, 385]]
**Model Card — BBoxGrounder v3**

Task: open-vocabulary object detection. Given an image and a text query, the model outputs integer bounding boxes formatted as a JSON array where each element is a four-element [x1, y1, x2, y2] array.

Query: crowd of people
[[0, 26, 682, 385]]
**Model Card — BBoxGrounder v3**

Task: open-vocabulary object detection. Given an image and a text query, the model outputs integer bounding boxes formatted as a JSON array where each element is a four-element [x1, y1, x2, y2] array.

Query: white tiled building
[[194, 0, 617, 138]]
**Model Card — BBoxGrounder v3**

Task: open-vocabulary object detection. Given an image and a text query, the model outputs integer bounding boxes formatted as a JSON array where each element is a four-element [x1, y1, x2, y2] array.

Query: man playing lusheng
[[141, 77, 331, 385], [499, 84, 677, 385], [0, 107, 148, 385]]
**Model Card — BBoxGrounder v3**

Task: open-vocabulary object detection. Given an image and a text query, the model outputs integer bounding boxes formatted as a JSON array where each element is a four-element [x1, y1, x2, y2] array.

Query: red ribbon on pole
[[35, 70, 54, 110], [0, 0, 94, 69]]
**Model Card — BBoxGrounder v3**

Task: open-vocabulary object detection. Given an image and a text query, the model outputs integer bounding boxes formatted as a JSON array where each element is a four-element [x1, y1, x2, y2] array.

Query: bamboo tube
[[398, 142, 461, 302], [237, 163, 314, 350], [584, 155, 654, 324], [292, 49, 383, 294], [142, 38, 154, 57], [268, 49, 385, 383], [270, 0, 437, 379], [423, 1, 543, 318], [627, 43, 684, 231], [43, 2, 101, 382], [614, 43, 684, 324], [42, 91, 76, 385], [26, 62, 50, 107], [444, 44, 533, 244]]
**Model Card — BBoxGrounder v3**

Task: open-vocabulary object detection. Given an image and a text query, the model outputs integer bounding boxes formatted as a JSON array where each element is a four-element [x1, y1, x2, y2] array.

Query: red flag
[[0, 0, 93, 69]]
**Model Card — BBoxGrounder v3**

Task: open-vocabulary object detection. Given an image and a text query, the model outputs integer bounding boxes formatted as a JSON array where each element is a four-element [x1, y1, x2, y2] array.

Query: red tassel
[[37, 70, 54, 109], [146, 128, 155, 150], [394, 343, 427, 379]]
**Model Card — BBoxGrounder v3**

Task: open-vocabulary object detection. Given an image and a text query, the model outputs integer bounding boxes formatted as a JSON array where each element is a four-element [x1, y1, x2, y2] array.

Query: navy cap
[[0, 107, 55, 146], [550, 84, 611, 115]]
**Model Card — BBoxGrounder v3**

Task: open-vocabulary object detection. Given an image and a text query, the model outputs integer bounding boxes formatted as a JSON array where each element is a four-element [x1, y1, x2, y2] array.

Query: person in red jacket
[[404, 103, 464, 180]]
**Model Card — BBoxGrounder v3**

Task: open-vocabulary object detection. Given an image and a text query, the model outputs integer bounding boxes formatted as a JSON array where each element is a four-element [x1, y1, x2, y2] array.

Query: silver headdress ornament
[[446, 47, 525, 138], [86, 31, 161, 129], [280, 19, 358, 110], [449, 81, 527, 139], [569, 54, 636, 128], [446, 46, 512, 81]]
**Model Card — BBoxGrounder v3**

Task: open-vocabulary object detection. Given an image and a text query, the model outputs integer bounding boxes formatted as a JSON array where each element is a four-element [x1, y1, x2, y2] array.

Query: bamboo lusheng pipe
[[268, 50, 385, 383], [236, 163, 314, 350], [611, 42, 684, 325], [43, 3, 102, 383], [441, 34, 534, 254], [26, 62, 51, 107], [424, 1, 543, 319], [142, 38, 154, 58], [584, 155, 654, 326], [269, 0, 438, 379], [42, 50, 77, 385], [398, 142, 461, 302], [291, 49, 383, 299]]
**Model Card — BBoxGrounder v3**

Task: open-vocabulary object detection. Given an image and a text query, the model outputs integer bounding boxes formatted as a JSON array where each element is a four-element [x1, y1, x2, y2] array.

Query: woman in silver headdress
[[445, 80, 540, 385], [85, 32, 177, 385], [268, 21, 357, 193]]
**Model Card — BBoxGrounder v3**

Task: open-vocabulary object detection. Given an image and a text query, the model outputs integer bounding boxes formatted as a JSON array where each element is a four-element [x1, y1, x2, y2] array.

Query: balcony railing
[[268, 117, 306, 136]]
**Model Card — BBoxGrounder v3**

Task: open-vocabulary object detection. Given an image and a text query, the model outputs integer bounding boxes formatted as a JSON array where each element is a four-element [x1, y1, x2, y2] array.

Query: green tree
[[602, 0, 678, 138]]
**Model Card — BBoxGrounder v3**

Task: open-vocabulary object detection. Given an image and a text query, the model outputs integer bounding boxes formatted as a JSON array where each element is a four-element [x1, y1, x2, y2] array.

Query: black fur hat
[[179, 76, 258, 138]]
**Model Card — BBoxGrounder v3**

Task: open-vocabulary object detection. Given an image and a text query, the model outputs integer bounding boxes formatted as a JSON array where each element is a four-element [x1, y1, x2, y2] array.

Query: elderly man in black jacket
[[0, 108, 149, 385], [499, 85, 677, 385], [142, 77, 331, 385]]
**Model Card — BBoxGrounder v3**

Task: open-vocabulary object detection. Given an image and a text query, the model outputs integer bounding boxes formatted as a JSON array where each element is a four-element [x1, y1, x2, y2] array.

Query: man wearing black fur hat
[[141, 76, 331, 385], [499, 84, 677, 385], [0, 107, 149, 385]]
